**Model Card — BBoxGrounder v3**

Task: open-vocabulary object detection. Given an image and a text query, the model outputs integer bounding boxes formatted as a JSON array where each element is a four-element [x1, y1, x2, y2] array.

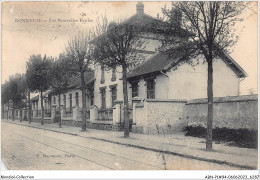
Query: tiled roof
[[126, 46, 186, 78], [127, 47, 247, 79], [67, 70, 95, 89], [126, 53, 171, 78], [91, 12, 192, 44]]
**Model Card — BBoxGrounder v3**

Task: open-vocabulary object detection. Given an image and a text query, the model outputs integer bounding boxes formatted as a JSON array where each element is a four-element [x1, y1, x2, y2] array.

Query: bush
[[184, 126, 257, 149]]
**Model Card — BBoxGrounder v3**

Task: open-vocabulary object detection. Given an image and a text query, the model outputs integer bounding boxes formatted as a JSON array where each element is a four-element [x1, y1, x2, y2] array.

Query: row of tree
[[2, 2, 246, 150]]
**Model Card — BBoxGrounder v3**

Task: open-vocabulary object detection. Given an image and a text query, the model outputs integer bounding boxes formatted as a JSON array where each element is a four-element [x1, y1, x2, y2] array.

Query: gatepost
[[113, 100, 123, 127], [132, 97, 142, 125], [51, 105, 56, 123], [90, 105, 98, 122], [73, 106, 79, 121]]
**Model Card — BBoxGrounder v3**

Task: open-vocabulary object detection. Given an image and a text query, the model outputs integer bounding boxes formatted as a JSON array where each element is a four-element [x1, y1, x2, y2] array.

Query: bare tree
[[92, 19, 148, 138], [159, 2, 246, 150], [65, 31, 94, 132]]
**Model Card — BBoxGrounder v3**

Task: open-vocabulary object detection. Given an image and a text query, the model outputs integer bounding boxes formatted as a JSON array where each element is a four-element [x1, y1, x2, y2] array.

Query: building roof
[[126, 53, 171, 78], [126, 47, 247, 79], [126, 45, 188, 79], [49, 71, 95, 95], [91, 8, 192, 44], [68, 70, 95, 89]]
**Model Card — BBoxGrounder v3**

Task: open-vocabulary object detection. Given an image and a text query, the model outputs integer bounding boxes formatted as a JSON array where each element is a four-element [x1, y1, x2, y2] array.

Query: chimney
[[136, 2, 144, 14]]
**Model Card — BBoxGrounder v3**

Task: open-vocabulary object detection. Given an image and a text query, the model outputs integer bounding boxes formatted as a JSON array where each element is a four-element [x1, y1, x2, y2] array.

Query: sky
[[1, 1, 258, 95]]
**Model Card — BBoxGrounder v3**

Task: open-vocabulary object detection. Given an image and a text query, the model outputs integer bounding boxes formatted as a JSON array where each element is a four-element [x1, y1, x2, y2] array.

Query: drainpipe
[[238, 77, 245, 96], [160, 70, 169, 99]]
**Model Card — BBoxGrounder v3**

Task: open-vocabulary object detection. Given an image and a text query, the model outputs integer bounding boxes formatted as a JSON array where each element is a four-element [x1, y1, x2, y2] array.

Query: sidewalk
[[2, 119, 257, 169]]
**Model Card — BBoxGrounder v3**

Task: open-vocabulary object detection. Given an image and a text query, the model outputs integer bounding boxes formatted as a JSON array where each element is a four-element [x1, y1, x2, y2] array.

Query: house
[[8, 2, 252, 134], [91, 2, 248, 133]]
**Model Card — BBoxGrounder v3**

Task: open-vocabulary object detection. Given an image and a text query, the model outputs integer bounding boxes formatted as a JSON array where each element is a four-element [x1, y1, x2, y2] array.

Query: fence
[[44, 109, 51, 117], [97, 108, 113, 121], [63, 108, 73, 118]]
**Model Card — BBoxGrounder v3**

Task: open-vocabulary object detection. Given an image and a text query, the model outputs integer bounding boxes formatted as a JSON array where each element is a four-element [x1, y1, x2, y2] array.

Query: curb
[[3, 120, 256, 170], [4, 120, 78, 136]]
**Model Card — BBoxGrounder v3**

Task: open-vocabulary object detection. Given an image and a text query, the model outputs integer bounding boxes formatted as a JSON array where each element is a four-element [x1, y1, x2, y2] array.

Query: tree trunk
[[28, 91, 32, 123], [206, 57, 213, 150], [81, 73, 87, 132], [40, 90, 44, 125], [122, 65, 130, 138], [58, 93, 62, 128], [12, 103, 15, 121], [7, 102, 9, 120], [20, 109, 23, 122], [1, 103, 4, 119]]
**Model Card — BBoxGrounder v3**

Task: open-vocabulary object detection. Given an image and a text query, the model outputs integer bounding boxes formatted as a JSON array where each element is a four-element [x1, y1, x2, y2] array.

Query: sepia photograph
[[1, 0, 258, 178]]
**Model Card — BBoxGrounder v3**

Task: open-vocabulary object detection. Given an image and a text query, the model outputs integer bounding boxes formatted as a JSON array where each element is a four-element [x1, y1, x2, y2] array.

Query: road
[[1, 122, 242, 170]]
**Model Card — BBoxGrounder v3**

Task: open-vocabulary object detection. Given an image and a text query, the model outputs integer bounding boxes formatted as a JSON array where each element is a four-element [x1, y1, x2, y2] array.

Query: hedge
[[185, 126, 257, 149]]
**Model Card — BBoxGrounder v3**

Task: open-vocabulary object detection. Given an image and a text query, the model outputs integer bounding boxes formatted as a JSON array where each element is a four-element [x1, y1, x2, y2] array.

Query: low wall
[[134, 99, 187, 134], [183, 95, 258, 130], [31, 117, 53, 124]]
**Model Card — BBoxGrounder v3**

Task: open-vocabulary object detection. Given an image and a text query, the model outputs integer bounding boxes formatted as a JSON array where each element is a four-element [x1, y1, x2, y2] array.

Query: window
[[44, 99, 47, 110], [69, 94, 72, 111], [101, 65, 105, 84], [111, 66, 116, 81], [100, 88, 106, 109], [131, 81, 139, 98], [90, 92, 94, 106], [146, 79, 155, 99], [111, 87, 117, 107], [75, 92, 79, 107], [63, 95, 66, 108], [53, 97, 56, 104]]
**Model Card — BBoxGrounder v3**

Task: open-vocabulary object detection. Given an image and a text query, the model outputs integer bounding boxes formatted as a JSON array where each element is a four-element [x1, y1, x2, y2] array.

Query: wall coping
[[93, 120, 113, 124], [146, 99, 187, 103], [187, 94, 258, 105]]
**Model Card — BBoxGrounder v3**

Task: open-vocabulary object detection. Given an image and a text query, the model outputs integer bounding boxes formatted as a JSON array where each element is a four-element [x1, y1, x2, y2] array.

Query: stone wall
[[133, 99, 187, 134], [183, 95, 258, 130]]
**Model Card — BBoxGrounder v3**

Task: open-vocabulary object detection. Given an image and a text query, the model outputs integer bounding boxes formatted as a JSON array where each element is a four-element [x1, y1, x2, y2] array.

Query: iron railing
[[44, 109, 51, 117], [97, 108, 113, 121], [63, 108, 73, 118]]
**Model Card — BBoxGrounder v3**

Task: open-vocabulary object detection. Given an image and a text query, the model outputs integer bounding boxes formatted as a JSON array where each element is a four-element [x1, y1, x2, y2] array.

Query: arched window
[[53, 97, 56, 104], [69, 94, 72, 111], [75, 92, 79, 107]]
